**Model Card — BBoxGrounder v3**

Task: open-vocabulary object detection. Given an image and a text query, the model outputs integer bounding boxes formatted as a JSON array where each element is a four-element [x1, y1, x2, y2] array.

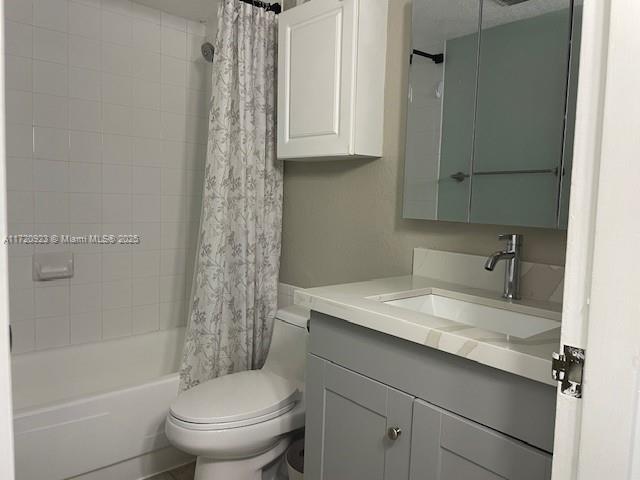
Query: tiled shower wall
[[4, 0, 211, 353]]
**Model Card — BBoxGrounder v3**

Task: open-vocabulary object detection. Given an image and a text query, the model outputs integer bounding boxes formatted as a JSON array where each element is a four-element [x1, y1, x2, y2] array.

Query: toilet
[[165, 305, 310, 480]]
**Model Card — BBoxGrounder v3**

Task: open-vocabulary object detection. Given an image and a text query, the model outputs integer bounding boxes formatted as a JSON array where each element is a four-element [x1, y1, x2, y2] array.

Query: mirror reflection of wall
[[403, 0, 581, 229]]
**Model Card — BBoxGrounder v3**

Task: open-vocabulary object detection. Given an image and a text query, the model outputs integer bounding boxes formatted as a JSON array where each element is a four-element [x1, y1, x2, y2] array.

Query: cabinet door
[[305, 354, 413, 480], [410, 399, 552, 480], [277, 0, 355, 158]]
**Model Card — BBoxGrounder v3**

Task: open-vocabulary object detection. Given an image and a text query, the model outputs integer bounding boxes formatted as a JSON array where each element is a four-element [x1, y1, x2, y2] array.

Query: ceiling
[[134, 0, 219, 22]]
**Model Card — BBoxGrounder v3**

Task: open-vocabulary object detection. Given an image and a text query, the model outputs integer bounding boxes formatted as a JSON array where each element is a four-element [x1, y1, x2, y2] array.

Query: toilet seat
[[169, 370, 300, 430]]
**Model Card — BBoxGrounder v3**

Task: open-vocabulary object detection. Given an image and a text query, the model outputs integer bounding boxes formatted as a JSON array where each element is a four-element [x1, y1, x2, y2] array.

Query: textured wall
[[280, 0, 567, 288]]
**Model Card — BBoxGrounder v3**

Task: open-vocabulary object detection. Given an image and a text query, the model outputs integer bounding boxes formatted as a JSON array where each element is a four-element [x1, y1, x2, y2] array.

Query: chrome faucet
[[484, 234, 523, 300]]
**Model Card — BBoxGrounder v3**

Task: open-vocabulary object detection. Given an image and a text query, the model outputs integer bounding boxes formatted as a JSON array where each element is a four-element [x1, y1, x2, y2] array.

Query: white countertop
[[294, 275, 562, 386]]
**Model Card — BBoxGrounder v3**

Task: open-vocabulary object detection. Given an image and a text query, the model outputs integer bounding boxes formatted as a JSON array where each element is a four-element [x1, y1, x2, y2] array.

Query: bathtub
[[11, 328, 193, 480]]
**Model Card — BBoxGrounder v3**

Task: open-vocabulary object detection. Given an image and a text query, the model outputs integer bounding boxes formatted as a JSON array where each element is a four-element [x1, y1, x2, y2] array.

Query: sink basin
[[384, 294, 560, 339]]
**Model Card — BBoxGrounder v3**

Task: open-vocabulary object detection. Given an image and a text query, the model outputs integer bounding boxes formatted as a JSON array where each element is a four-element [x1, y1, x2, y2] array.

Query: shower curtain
[[179, 0, 282, 390]]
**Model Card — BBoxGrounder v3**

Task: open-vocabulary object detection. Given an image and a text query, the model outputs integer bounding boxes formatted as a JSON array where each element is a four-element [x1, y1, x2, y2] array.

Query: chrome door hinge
[[552, 345, 585, 398]]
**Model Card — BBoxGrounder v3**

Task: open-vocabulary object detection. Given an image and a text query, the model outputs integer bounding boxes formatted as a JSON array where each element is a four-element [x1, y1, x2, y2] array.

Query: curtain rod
[[238, 0, 282, 14]]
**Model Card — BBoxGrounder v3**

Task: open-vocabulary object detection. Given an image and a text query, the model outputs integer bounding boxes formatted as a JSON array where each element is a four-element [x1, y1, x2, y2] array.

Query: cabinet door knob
[[387, 426, 402, 440]]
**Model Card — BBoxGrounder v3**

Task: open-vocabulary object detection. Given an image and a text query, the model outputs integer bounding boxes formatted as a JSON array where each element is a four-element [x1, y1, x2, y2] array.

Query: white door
[[277, 0, 355, 158], [0, 2, 16, 478], [552, 0, 640, 478]]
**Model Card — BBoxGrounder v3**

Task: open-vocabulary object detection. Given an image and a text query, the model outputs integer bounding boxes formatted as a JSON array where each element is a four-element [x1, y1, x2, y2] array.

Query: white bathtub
[[11, 328, 192, 480]]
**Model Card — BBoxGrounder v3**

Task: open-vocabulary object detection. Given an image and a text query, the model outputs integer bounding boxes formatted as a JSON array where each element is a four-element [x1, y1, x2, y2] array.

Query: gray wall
[[280, 0, 567, 289]]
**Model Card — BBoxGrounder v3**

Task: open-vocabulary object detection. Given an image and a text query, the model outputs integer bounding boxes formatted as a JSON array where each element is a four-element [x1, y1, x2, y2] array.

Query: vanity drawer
[[309, 311, 556, 452]]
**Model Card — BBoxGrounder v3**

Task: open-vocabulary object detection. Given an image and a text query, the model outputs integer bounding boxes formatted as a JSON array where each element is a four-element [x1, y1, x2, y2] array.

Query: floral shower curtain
[[179, 0, 282, 390]]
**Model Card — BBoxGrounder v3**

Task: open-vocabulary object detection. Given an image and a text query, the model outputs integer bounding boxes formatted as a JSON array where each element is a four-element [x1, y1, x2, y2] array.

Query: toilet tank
[[262, 305, 310, 387]]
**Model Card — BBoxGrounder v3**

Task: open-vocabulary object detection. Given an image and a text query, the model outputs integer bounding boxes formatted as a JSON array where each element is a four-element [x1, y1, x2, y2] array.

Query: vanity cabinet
[[305, 355, 412, 480], [304, 312, 555, 479], [277, 0, 388, 160], [410, 400, 552, 480]]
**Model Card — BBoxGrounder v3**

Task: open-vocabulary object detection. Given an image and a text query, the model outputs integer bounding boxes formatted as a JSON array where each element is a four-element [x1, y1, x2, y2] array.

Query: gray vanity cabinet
[[304, 354, 413, 480], [410, 399, 552, 480], [304, 312, 557, 479]]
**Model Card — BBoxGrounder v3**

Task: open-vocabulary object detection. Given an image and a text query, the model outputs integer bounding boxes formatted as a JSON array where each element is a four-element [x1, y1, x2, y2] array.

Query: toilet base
[[194, 437, 291, 480]]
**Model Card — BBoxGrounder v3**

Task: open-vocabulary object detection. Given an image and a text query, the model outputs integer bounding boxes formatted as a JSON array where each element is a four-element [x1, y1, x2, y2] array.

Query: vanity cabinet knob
[[387, 426, 402, 441]]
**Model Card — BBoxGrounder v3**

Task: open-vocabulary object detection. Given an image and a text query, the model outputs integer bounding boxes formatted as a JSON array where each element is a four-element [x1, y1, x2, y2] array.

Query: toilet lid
[[170, 370, 300, 425]]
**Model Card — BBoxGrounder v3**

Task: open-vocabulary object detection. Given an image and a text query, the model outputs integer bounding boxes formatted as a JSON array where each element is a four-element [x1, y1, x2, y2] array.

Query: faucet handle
[[498, 233, 522, 247]]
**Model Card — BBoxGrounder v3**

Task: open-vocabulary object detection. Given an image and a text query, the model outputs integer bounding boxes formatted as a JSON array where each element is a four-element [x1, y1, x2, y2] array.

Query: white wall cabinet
[[277, 0, 388, 160]]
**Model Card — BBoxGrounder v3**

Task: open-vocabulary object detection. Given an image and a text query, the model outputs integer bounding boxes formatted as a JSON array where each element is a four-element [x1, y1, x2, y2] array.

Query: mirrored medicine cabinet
[[403, 0, 582, 229]]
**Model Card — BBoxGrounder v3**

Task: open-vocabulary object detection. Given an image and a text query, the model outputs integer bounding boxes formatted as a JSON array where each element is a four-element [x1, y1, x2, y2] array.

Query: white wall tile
[[5, 21, 33, 58], [6, 55, 33, 91], [133, 80, 161, 109], [161, 195, 186, 222], [101, 0, 132, 15], [69, 98, 102, 132], [5, 0, 33, 24], [102, 307, 132, 339], [35, 286, 69, 318], [71, 283, 101, 314], [135, 222, 161, 250], [103, 134, 133, 164], [101, 252, 131, 280], [187, 61, 210, 92], [70, 311, 101, 344], [102, 73, 132, 105], [70, 193, 101, 223], [132, 19, 161, 52], [5, 3, 209, 352], [161, 84, 186, 114], [6, 157, 33, 191], [6, 123, 34, 158], [11, 319, 36, 354], [69, 67, 102, 101], [70, 162, 101, 193], [69, 36, 101, 70], [132, 138, 163, 167], [102, 194, 131, 222], [130, 2, 161, 24], [33, 60, 68, 96], [33, 0, 68, 33], [102, 43, 133, 75], [161, 56, 187, 86], [161, 12, 186, 32], [132, 277, 159, 306], [132, 195, 161, 222], [132, 251, 160, 277], [35, 315, 70, 349], [160, 249, 187, 275], [34, 93, 68, 129], [187, 34, 205, 63], [102, 164, 131, 193], [6, 90, 33, 125], [10, 288, 35, 322], [161, 27, 187, 59], [68, 1, 101, 40], [35, 192, 69, 223], [187, 20, 206, 37], [132, 304, 159, 334], [132, 166, 161, 194], [102, 103, 132, 135], [102, 281, 131, 309], [7, 191, 35, 223], [33, 28, 68, 64], [102, 10, 132, 46], [34, 160, 69, 192], [71, 253, 102, 284], [131, 50, 161, 81], [131, 107, 162, 138], [69, 130, 102, 163], [34, 127, 69, 160], [159, 300, 186, 329]]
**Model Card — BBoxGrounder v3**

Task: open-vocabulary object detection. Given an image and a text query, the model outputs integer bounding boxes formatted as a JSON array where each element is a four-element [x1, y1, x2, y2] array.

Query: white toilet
[[165, 306, 310, 480]]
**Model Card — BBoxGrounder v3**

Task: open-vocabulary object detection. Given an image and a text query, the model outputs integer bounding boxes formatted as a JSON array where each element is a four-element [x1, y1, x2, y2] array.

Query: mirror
[[403, 0, 581, 229]]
